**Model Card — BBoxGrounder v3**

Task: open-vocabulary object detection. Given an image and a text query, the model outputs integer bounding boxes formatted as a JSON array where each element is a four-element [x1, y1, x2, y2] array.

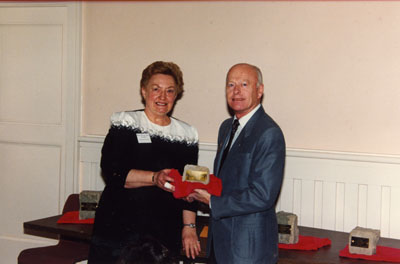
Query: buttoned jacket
[[208, 106, 286, 264]]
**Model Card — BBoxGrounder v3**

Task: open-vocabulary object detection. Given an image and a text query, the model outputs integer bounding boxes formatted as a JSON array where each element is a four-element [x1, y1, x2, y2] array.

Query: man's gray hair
[[253, 65, 263, 87], [227, 63, 263, 87]]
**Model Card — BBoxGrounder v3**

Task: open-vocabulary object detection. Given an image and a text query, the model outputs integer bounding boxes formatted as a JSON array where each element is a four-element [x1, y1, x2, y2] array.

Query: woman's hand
[[182, 226, 201, 259], [153, 169, 175, 192]]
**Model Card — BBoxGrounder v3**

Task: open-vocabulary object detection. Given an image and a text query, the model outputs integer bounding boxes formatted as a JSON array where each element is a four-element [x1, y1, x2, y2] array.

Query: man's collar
[[234, 104, 261, 128]]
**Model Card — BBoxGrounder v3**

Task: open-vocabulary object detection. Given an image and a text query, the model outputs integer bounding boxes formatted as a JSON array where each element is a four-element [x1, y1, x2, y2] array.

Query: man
[[189, 63, 286, 263]]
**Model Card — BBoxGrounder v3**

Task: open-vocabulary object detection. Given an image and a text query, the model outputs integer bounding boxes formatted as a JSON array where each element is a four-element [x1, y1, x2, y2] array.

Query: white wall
[[80, 2, 400, 238], [79, 136, 400, 239], [82, 1, 400, 155]]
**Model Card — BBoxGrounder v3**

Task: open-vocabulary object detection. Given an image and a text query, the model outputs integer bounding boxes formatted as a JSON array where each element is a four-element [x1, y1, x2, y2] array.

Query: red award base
[[169, 169, 222, 199]]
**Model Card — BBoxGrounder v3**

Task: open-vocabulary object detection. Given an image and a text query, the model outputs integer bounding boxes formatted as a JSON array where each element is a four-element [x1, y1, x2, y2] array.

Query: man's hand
[[187, 189, 211, 205]]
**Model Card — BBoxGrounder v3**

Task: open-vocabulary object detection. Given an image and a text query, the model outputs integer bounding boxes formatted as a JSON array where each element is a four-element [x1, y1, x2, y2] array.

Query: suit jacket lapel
[[230, 106, 265, 151], [242, 106, 265, 140], [215, 106, 265, 175], [215, 119, 233, 175]]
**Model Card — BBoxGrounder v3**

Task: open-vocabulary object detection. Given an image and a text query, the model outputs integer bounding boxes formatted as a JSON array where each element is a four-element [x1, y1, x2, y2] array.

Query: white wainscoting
[[79, 136, 400, 239]]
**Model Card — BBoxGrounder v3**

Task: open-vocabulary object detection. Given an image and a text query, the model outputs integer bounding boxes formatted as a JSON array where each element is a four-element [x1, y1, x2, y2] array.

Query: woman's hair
[[140, 61, 184, 100], [117, 236, 177, 264]]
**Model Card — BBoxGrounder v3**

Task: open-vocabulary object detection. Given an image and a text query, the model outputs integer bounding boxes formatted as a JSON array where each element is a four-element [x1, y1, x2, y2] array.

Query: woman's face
[[141, 74, 177, 120]]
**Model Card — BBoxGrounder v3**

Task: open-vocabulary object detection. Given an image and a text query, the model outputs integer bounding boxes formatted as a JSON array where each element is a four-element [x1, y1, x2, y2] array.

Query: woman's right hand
[[153, 169, 175, 192]]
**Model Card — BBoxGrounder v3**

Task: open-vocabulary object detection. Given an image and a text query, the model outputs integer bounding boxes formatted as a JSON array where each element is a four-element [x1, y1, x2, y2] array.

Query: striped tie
[[218, 119, 240, 174]]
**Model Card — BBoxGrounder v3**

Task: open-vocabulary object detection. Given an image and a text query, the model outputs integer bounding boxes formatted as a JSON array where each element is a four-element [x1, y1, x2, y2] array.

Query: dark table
[[24, 215, 93, 241], [24, 215, 400, 263], [23, 215, 209, 263], [278, 226, 400, 264]]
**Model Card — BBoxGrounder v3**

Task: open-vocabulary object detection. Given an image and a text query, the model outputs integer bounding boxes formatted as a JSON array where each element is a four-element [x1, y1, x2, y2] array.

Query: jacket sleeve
[[211, 127, 286, 220]]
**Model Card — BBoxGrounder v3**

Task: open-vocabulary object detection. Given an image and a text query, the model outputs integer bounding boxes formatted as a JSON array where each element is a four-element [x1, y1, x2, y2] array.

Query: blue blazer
[[208, 106, 286, 264]]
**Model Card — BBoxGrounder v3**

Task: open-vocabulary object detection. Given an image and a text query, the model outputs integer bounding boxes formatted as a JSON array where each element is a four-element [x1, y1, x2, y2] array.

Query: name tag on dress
[[136, 133, 152, 143]]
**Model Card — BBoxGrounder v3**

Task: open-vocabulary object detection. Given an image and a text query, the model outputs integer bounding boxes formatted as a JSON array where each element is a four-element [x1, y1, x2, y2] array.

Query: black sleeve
[[100, 126, 132, 189]]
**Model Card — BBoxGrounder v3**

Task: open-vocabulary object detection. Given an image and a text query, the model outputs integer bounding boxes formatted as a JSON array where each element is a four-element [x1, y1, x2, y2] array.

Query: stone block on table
[[349, 226, 380, 255], [79, 190, 102, 220], [277, 211, 299, 244]]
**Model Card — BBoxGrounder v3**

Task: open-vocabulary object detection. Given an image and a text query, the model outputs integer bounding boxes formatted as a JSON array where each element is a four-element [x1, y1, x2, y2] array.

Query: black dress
[[88, 110, 199, 263]]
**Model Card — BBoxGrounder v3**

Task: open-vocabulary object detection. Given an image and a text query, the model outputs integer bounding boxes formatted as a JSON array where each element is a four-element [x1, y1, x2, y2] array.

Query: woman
[[88, 61, 200, 263]]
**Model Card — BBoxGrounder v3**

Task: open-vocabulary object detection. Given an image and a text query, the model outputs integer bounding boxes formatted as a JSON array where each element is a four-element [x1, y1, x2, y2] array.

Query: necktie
[[219, 119, 240, 173]]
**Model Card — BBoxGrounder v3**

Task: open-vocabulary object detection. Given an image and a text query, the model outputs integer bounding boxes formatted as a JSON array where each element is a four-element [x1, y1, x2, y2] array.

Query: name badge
[[136, 133, 152, 143]]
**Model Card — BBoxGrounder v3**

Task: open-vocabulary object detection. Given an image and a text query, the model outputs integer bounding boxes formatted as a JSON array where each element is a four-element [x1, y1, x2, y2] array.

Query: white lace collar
[[110, 110, 198, 145]]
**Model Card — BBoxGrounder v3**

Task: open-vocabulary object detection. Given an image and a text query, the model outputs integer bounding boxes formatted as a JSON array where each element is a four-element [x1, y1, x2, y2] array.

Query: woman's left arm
[[182, 210, 200, 259]]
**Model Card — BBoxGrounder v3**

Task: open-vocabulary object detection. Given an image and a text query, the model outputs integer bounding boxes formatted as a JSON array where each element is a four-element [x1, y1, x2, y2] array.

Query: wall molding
[[78, 136, 400, 239], [78, 135, 400, 164], [287, 148, 400, 165]]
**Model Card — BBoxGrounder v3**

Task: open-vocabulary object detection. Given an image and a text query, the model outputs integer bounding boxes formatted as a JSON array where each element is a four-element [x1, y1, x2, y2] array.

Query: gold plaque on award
[[183, 165, 210, 184]]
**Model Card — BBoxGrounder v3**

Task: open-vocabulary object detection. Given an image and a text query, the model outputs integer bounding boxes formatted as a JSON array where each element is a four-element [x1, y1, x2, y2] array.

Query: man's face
[[225, 64, 264, 119]]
